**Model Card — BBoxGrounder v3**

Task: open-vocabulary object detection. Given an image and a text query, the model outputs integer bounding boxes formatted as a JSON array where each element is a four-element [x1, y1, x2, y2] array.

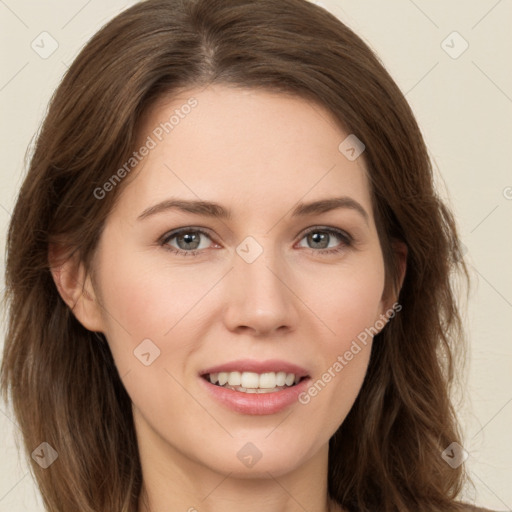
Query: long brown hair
[[1, 0, 470, 510]]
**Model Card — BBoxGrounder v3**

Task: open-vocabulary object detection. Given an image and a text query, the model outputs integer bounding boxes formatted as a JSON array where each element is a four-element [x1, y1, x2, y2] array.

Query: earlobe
[[48, 244, 104, 332]]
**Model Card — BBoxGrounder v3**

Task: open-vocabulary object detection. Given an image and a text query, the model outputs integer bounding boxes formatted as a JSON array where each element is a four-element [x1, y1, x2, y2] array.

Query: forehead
[[115, 84, 373, 221]]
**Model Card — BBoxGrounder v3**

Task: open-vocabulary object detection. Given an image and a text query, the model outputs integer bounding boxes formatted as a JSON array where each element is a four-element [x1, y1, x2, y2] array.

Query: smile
[[199, 360, 312, 415], [205, 371, 304, 393]]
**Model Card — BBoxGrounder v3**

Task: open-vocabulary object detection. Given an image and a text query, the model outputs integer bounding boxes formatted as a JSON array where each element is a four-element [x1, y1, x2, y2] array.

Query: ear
[[392, 240, 407, 300], [381, 240, 408, 312], [48, 244, 105, 332]]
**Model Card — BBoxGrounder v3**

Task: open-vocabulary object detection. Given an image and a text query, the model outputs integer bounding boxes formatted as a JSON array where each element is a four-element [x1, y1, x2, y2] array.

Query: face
[[85, 84, 392, 478]]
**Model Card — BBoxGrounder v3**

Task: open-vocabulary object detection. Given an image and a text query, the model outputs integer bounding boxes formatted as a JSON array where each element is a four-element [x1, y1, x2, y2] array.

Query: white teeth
[[207, 371, 302, 390], [227, 371, 241, 386], [284, 373, 295, 386], [276, 371, 286, 386], [218, 385, 286, 394], [259, 372, 276, 388], [241, 371, 260, 389]]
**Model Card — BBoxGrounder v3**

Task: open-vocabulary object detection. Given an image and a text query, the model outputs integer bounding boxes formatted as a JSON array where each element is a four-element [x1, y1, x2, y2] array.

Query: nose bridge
[[222, 236, 298, 334]]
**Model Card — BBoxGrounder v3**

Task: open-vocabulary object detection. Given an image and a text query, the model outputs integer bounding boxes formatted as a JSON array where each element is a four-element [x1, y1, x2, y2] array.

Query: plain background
[[0, 0, 511, 510]]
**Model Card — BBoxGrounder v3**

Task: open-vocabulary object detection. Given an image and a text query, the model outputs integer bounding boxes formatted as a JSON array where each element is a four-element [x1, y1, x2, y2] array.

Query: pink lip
[[199, 375, 311, 415], [198, 359, 311, 415], [199, 359, 310, 378]]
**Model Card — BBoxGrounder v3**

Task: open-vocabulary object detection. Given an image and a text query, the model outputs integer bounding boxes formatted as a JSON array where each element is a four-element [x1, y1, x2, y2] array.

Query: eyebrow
[[137, 196, 369, 225]]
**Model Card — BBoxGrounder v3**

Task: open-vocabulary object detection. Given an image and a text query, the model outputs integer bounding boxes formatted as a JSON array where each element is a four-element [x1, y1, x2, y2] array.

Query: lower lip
[[199, 376, 311, 415]]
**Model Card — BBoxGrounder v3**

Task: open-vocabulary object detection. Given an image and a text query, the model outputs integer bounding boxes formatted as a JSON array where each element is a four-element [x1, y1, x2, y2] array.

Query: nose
[[222, 246, 300, 337]]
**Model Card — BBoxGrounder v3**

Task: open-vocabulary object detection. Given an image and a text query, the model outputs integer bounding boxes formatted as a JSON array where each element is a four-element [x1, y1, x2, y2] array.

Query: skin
[[52, 84, 406, 512]]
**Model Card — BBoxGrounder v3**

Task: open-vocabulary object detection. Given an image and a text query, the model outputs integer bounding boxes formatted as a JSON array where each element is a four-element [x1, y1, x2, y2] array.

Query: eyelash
[[159, 226, 353, 257]]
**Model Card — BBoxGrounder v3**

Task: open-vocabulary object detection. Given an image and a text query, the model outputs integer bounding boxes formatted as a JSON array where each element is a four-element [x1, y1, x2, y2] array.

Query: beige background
[[1, 0, 511, 510]]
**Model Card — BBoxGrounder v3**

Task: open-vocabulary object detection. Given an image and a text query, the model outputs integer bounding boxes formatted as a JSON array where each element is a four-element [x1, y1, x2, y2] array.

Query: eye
[[160, 226, 353, 257], [161, 228, 214, 256], [296, 227, 352, 255]]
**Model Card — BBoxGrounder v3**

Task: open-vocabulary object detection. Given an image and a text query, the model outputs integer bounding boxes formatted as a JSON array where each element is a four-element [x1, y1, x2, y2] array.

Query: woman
[[0, 0, 493, 511]]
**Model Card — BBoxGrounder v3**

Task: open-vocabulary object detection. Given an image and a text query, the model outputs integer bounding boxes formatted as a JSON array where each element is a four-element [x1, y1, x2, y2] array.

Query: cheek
[[95, 245, 218, 346], [93, 243, 230, 416], [301, 252, 386, 348], [93, 248, 207, 425], [295, 252, 384, 426]]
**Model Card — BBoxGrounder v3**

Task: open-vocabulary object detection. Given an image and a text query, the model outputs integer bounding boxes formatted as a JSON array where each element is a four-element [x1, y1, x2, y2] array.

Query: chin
[[194, 436, 319, 478]]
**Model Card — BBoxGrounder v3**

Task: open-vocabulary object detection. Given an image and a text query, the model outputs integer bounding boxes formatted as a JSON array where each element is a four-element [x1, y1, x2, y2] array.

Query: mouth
[[198, 360, 311, 415], [202, 371, 308, 394]]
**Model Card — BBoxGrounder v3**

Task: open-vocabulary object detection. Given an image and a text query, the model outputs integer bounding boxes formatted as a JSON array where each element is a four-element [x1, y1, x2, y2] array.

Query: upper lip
[[199, 359, 310, 378]]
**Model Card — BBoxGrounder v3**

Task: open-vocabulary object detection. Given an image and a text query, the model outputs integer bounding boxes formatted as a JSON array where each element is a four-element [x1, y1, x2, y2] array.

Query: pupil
[[179, 233, 200, 249], [310, 232, 328, 249]]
